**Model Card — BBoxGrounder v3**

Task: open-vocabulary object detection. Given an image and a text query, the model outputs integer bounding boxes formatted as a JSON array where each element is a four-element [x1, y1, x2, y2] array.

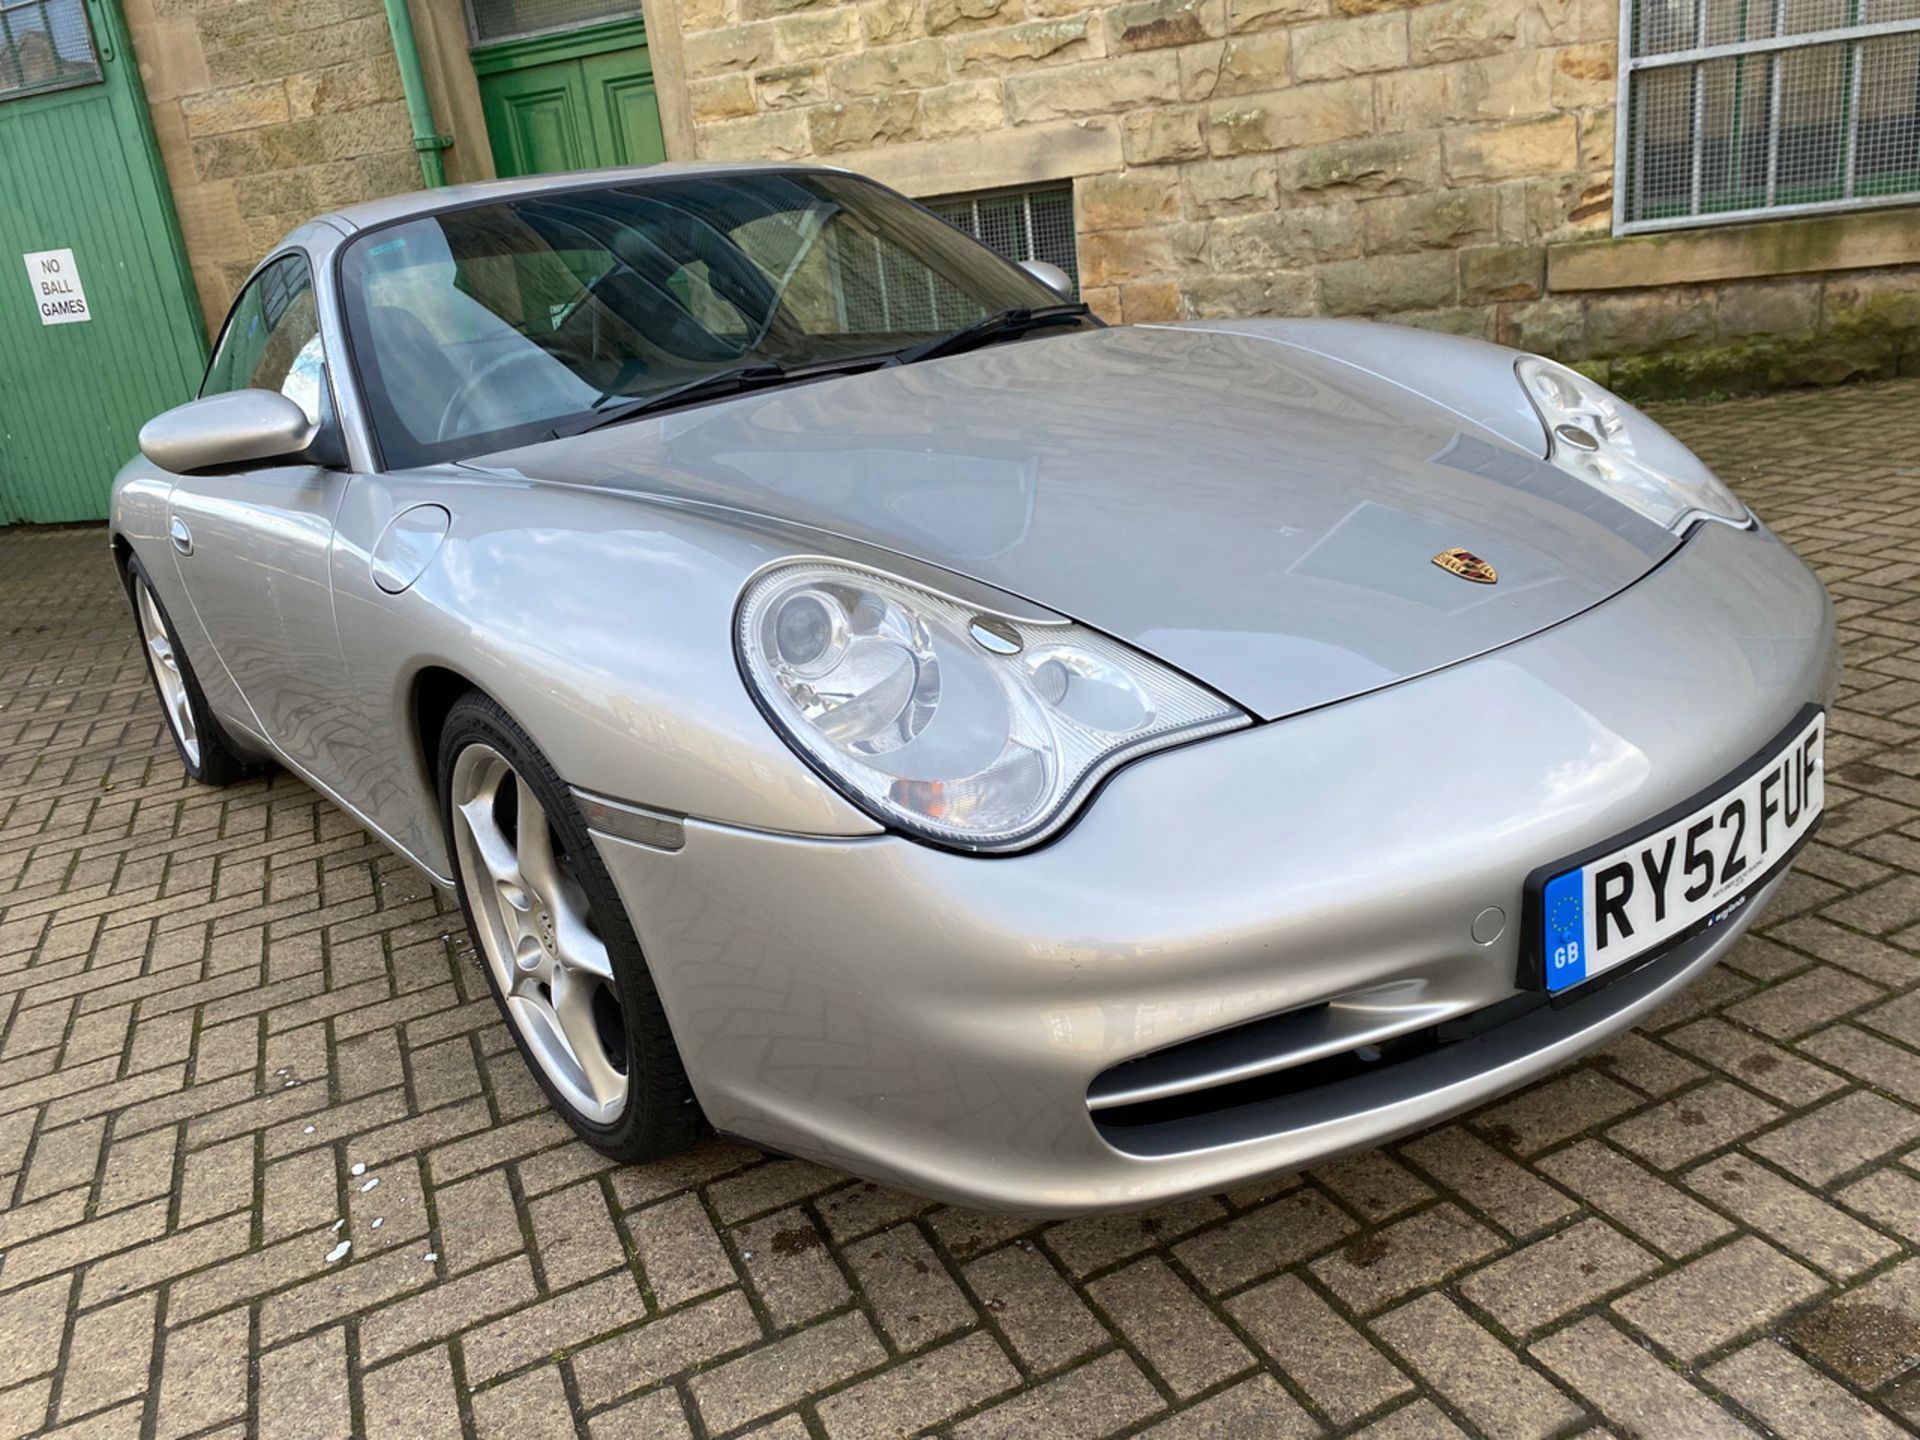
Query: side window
[[201, 255, 327, 425]]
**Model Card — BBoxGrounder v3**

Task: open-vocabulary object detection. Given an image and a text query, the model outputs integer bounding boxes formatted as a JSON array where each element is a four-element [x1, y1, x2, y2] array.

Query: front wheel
[[439, 691, 702, 1161]]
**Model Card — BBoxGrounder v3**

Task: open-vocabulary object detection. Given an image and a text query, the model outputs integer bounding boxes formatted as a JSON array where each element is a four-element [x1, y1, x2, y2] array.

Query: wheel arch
[[355, 482, 887, 856], [410, 662, 482, 793]]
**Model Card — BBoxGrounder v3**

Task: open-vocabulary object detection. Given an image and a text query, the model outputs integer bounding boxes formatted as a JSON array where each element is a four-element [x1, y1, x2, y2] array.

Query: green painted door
[[474, 18, 666, 179], [0, 0, 207, 523]]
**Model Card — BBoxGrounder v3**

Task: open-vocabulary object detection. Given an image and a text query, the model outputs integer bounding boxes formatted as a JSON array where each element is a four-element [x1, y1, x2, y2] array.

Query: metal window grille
[[832, 227, 985, 334], [0, 0, 98, 102], [465, 0, 639, 45], [1617, 0, 1920, 231], [928, 185, 1081, 297]]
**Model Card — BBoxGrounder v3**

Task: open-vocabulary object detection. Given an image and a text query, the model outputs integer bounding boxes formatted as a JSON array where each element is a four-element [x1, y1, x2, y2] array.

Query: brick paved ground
[[4, 379, 1920, 1439]]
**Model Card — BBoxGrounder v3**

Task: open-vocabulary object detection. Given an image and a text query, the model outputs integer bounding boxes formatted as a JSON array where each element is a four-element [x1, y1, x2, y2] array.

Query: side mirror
[[1018, 259, 1075, 302], [139, 389, 318, 475]]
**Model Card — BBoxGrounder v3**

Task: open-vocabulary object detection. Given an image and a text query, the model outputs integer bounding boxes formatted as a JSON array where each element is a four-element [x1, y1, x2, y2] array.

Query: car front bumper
[[594, 518, 1837, 1214]]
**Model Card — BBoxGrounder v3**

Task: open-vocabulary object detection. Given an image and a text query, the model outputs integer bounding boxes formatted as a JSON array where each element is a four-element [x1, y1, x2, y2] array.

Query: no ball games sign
[[23, 248, 90, 325]]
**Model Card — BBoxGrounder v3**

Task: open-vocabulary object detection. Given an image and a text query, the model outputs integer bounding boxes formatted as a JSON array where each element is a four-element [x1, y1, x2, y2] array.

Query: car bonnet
[[464, 323, 1682, 721]]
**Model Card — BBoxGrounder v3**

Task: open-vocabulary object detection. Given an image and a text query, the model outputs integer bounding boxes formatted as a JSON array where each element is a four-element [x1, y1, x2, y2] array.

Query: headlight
[[737, 562, 1248, 851], [1516, 356, 1748, 532]]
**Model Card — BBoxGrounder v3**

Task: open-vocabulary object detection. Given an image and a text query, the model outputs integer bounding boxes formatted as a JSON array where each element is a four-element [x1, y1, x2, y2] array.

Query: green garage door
[[0, 0, 207, 523], [472, 12, 665, 179]]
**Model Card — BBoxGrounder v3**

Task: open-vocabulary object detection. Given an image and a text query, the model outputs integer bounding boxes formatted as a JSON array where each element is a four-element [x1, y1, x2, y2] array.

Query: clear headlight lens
[[1516, 355, 1748, 532], [738, 563, 1249, 851]]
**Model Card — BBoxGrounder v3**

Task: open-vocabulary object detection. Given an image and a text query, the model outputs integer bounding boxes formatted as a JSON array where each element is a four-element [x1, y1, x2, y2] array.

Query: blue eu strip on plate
[[1543, 867, 1587, 993]]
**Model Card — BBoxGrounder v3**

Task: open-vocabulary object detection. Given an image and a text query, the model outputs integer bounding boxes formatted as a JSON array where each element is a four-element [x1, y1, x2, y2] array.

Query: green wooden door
[[0, 0, 207, 523], [475, 18, 665, 179]]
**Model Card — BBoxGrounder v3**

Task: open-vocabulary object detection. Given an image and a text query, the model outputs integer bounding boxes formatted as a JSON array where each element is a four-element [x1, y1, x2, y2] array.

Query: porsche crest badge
[[1433, 548, 1498, 584]]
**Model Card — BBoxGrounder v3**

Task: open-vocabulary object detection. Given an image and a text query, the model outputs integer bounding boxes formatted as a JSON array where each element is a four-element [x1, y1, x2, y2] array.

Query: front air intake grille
[[1090, 992, 1546, 1137], [1088, 936, 1714, 1160]]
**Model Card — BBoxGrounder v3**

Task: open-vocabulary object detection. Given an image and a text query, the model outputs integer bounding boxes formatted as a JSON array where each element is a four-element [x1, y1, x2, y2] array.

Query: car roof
[[319, 160, 851, 233]]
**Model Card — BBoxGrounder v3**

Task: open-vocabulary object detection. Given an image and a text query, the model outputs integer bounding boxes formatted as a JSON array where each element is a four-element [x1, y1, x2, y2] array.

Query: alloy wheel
[[136, 579, 201, 769], [450, 743, 630, 1122]]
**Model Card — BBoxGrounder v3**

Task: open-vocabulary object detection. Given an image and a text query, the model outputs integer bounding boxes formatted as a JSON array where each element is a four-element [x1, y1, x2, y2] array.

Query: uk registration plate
[[1533, 710, 1824, 995]]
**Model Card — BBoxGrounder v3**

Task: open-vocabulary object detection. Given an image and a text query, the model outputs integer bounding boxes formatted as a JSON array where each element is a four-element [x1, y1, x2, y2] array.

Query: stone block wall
[[114, 0, 1920, 392], [670, 0, 1620, 324], [1555, 266, 1920, 398], [1544, 212, 1920, 395], [661, 0, 1920, 395], [124, 0, 425, 329]]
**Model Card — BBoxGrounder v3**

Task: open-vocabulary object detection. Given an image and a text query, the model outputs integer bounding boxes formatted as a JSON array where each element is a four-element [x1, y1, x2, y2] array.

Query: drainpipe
[[382, 0, 453, 187]]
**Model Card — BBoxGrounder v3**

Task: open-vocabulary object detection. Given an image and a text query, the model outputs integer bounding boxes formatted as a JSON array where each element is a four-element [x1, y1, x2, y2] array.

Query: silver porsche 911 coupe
[[112, 163, 1835, 1214]]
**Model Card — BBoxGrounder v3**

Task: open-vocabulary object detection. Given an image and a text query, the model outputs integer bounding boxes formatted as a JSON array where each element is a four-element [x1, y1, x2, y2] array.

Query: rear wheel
[[440, 692, 701, 1160], [124, 555, 251, 785]]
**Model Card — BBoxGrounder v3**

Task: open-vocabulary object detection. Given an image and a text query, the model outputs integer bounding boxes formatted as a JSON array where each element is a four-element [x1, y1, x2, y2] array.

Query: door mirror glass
[[1018, 259, 1074, 302], [139, 389, 317, 475]]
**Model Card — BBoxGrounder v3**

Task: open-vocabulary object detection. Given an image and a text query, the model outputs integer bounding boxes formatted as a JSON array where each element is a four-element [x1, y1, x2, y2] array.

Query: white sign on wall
[[23, 248, 90, 326]]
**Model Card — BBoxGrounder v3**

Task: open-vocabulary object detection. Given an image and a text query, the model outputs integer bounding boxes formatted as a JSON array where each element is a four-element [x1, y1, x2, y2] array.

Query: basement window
[[928, 185, 1081, 298], [0, 0, 99, 101], [1618, 0, 1920, 233]]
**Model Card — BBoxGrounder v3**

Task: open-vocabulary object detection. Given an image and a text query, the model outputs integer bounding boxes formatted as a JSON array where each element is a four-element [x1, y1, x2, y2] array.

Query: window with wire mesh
[[1619, 0, 1920, 231], [827, 234, 989, 335], [0, 0, 99, 101], [466, 0, 639, 45], [926, 185, 1080, 297]]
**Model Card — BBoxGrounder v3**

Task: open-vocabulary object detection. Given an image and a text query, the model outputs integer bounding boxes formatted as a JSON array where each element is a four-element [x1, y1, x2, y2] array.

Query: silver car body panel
[[107, 165, 1838, 1211], [466, 321, 1682, 722], [1169, 317, 1555, 459], [591, 519, 1834, 1211]]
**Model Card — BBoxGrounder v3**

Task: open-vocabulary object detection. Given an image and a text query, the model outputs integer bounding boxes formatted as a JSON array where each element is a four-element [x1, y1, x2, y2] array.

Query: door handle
[[169, 517, 193, 556]]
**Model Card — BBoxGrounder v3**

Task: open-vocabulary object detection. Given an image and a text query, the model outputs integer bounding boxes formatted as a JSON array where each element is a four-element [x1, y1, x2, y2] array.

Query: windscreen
[[337, 171, 1062, 469]]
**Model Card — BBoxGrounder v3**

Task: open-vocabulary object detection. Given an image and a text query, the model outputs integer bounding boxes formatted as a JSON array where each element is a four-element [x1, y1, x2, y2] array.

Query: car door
[[165, 251, 355, 777]]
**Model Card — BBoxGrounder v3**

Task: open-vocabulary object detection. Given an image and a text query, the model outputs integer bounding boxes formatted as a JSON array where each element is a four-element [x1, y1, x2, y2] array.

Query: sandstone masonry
[[112, 0, 1920, 394], [656, 0, 1920, 396], [123, 0, 496, 331]]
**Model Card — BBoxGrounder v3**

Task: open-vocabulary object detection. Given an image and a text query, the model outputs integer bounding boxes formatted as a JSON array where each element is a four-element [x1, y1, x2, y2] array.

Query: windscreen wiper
[[555, 361, 791, 438], [886, 303, 1092, 368], [557, 353, 903, 439]]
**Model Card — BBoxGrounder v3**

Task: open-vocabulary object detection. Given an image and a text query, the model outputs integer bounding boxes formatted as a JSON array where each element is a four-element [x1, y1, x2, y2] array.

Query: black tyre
[[438, 690, 702, 1161], [124, 554, 253, 786]]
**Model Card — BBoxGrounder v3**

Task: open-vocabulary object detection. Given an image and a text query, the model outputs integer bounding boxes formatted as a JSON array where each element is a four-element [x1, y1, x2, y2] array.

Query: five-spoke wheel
[[438, 691, 700, 1160], [135, 575, 200, 769], [123, 555, 250, 786], [450, 743, 630, 1123]]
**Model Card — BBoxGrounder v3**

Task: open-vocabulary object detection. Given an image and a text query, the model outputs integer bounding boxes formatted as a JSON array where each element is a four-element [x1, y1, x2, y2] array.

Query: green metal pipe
[[382, 0, 451, 187]]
